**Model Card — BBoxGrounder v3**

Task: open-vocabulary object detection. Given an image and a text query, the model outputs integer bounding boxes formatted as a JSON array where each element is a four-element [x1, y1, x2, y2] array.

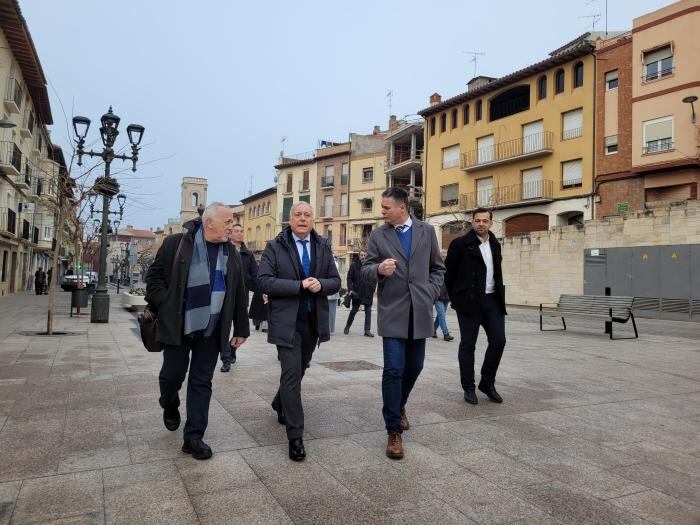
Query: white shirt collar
[[394, 216, 413, 230], [291, 232, 309, 243]]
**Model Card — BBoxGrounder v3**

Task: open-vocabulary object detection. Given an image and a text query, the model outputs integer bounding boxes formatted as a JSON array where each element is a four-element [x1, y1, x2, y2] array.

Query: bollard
[[604, 286, 612, 334]]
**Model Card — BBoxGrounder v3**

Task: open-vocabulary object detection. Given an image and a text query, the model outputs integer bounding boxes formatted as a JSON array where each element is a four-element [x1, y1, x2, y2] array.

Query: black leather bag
[[138, 236, 184, 352]]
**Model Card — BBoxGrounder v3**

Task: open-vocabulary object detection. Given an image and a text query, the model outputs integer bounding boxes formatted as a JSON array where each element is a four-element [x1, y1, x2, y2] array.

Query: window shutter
[[562, 159, 582, 186], [605, 70, 618, 83], [644, 119, 672, 142], [605, 135, 618, 147], [522, 167, 543, 199], [644, 45, 672, 65], [442, 145, 460, 168], [563, 109, 583, 132]]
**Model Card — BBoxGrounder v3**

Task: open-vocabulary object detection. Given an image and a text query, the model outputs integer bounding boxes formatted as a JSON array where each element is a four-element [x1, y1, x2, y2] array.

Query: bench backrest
[[558, 295, 634, 320]]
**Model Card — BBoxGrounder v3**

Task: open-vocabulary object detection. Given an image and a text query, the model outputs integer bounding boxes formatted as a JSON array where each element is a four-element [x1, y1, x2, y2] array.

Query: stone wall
[[502, 200, 700, 306]]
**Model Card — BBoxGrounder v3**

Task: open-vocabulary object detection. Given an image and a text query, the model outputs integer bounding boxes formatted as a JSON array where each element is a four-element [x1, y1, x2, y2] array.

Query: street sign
[[617, 202, 629, 214]]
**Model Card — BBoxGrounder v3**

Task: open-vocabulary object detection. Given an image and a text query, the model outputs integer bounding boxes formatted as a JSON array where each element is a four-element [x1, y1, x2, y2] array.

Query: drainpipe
[[591, 51, 597, 221]]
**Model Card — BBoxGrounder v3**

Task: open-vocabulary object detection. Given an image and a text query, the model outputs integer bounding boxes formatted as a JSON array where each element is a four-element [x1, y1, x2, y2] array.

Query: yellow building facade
[[241, 186, 277, 255], [419, 35, 600, 245], [274, 156, 316, 232]]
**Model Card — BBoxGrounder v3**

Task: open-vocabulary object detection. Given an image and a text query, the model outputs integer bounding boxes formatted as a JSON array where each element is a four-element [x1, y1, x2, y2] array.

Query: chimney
[[388, 115, 399, 131], [373, 125, 381, 135], [429, 93, 442, 106], [127, 225, 134, 230], [467, 76, 495, 92]]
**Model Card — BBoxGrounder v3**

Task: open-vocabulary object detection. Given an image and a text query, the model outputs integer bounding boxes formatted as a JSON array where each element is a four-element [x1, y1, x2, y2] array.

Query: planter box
[[122, 292, 147, 312]]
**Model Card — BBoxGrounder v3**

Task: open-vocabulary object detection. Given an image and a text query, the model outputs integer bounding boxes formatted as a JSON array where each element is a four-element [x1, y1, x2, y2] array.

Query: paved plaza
[[0, 290, 698, 524]]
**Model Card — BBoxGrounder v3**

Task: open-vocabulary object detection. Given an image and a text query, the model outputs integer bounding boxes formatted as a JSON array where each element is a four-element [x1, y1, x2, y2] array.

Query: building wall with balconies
[[274, 159, 316, 232], [241, 186, 277, 254], [348, 146, 385, 253], [630, 1, 700, 194], [421, 50, 596, 241]]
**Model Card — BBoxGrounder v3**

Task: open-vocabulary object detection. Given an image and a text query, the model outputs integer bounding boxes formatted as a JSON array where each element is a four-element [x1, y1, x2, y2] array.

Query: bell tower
[[180, 177, 208, 224]]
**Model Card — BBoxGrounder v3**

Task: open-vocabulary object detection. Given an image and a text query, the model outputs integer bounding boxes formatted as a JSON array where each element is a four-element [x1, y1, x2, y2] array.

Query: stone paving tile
[[387, 503, 476, 524], [175, 450, 258, 495], [610, 462, 700, 507], [453, 448, 553, 488], [610, 489, 700, 525], [189, 484, 292, 525], [420, 471, 553, 525], [11, 470, 103, 524], [102, 461, 197, 525], [609, 441, 700, 479], [0, 481, 20, 525]]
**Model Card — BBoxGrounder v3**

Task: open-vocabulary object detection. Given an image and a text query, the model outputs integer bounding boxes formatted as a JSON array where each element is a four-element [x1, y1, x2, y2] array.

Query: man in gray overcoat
[[362, 187, 445, 459]]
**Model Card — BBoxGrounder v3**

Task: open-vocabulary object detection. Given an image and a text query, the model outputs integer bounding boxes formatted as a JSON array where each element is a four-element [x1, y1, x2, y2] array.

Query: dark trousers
[[457, 294, 506, 390], [382, 335, 425, 434], [220, 342, 235, 363], [272, 321, 318, 440], [159, 335, 220, 441], [346, 298, 371, 332]]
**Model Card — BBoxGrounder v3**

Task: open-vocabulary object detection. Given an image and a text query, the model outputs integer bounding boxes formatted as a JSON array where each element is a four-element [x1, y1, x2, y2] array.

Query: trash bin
[[85, 283, 96, 295], [71, 288, 89, 317]]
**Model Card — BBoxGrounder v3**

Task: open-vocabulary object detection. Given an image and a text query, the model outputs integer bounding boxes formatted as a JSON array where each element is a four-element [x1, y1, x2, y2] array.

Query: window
[[476, 177, 493, 207], [191, 192, 198, 207], [361, 198, 373, 212], [323, 195, 333, 217], [523, 120, 544, 153], [562, 159, 583, 188], [285, 173, 293, 193], [265, 223, 271, 241], [605, 70, 618, 90], [605, 135, 618, 154], [573, 61, 584, 88], [537, 75, 547, 100], [440, 113, 447, 133], [322, 165, 334, 187], [430, 117, 436, 136], [451, 109, 458, 129], [362, 168, 373, 183], [643, 45, 673, 82], [555, 69, 565, 93], [325, 225, 333, 245], [339, 223, 347, 246], [441, 145, 460, 169], [475, 100, 482, 120], [489, 85, 530, 121], [643, 116, 673, 153], [247, 228, 251, 240], [477, 134, 494, 164], [522, 167, 543, 199], [440, 183, 459, 207], [562, 108, 583, 140], [341, 163, 349, 185], [463, 104, 469, 125], [340, 193, 348, 216], [256, 226, 261, 243], [1, 251, 6, 282], [302, 170, 309, 191]]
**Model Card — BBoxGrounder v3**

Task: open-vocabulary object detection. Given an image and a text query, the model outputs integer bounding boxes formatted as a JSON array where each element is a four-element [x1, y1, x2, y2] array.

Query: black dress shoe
[[182, 439, 213, 460], [289, 438, 306, 461], [163, 407, 180, 431], [478, 382, 503, 403], [343, 326, 350, 335], [364, 330, 374, 337], [464, 388, 478, 405], [231, 349, 237, 364], [220, 361, 231, 373]]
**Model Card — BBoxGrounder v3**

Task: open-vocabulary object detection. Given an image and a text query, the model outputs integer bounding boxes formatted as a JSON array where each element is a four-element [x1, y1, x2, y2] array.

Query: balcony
[[320, 175, 334, 188], [561, 127, 583, 141], [3, 78, 22, 114], [459, 180, 554, 210], [21, 219, 30, 241], [0, 208, 17, 236], [0, 142, 22, 176], [16, 167, 31, 191], [461, 131, 554, 172], [20, 112, 34, 139], [319, 205, 334, 218], [386, 146, 423, 173]]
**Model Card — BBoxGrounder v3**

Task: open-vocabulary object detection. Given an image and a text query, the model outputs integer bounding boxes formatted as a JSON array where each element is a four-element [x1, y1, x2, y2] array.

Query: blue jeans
[[382, 337, 425, 433], [433, 300, 449, 335]]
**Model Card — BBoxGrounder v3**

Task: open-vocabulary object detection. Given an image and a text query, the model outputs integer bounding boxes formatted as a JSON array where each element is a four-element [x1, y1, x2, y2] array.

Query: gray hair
[[289, 201, 313, 220], [202, 202, 229, 224]]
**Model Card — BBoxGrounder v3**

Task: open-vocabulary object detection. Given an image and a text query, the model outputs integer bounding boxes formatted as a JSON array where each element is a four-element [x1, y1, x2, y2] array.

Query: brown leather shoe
[[386, 431, 404, 459], [400, 407, 410, 430]]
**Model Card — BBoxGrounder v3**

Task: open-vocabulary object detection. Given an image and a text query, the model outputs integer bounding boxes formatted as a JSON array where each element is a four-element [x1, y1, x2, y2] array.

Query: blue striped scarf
[[184, 226, 228, 337]]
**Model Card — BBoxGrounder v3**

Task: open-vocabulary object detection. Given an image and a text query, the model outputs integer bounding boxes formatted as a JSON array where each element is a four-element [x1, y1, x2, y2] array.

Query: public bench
[[539, 294, 638, 340]]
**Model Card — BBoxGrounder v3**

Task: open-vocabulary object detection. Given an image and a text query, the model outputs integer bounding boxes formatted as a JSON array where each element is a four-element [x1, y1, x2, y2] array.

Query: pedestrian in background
[[433, 249, 454, 341], [344, 249, 375, 337]]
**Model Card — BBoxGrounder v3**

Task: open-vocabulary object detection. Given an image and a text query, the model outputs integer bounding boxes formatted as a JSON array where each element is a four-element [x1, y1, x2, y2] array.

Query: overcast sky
[[22, 0, 671, 229]]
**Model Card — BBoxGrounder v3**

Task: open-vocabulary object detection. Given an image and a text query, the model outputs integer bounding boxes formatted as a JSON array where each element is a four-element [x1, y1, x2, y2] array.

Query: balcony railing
[[461, 131, 554, 171], [340, 173, 348, 185], [459, 180, 553, 209], [642, 66, 674, 83], [0, 141, 22, 174], [562, 127, 583, 141], [320, 175, 334, 188], [643, 140, 673, 154], [4, 78, 22, 112], [387, 146, 423, 170], [0, 208, 17, 235]]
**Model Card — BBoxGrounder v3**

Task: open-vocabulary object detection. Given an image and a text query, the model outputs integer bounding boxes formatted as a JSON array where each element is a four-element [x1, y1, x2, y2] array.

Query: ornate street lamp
[[73, 106, 144, 323]]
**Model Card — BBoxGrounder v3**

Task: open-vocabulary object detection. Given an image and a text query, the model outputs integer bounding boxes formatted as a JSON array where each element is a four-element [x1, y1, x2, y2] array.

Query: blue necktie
[[396, 225, 408, 233], [298, 240, 310, 276]]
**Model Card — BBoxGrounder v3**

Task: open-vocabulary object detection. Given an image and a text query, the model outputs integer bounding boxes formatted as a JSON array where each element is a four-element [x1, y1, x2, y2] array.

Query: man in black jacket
[[343, 249, 375, 337], [220, 223, 257, 372], [145, 203, 250, 460], [257, 201, 341, 461], [445, 208, 507, 406]]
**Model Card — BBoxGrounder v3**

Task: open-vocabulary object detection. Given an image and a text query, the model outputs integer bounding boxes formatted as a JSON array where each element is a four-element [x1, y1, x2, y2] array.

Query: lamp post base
[[91, 292, 110, 323]]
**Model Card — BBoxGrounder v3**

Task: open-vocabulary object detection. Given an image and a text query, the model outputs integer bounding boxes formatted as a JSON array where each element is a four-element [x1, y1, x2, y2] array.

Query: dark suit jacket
[[445, 229, 507, 315]]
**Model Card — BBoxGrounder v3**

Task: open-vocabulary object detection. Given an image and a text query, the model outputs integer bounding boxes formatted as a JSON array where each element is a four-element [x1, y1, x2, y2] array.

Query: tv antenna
[[248, 175, 253, 196], [387, 89, 393, 116], [462, 51, 486, 78], [579, 13, 601, 31], [280, 136, 287, 156]]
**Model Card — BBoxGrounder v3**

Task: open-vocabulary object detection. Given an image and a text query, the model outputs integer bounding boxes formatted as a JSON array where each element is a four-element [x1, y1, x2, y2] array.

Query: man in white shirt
[[444, 208, 507, 405]]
